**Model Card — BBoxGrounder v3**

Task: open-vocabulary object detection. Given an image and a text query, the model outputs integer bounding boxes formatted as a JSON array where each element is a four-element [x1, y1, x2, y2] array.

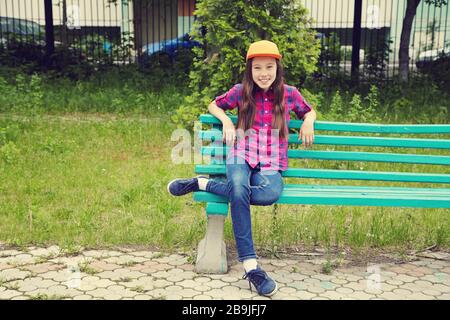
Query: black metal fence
[[303, 0, 450, 81], [0, 0, 448, 81]]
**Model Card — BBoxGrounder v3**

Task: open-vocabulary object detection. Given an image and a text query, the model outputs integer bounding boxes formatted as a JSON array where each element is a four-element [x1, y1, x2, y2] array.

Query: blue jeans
[[205, 160, 284, 262]]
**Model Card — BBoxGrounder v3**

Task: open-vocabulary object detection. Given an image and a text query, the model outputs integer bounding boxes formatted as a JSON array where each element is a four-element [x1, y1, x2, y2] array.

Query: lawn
[[0, 71, 448, 254], [1, 112, 448, 254]]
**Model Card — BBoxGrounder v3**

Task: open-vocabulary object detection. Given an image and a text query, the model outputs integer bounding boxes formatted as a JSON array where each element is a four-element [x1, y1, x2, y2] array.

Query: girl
[[168, 40, 316, 297]]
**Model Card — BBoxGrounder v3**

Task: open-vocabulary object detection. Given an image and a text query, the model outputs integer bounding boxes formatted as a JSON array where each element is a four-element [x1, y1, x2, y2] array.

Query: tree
[[172, 0, 321, 129], [399, 0, 447, 85]]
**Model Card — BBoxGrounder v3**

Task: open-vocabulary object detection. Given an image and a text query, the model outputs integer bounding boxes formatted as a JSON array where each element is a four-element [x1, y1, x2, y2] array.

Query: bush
[[317, 32, 342, 79], [418, 55, 450, 93], [172, 0, 321, 129], [363, 37, 392, 83], [0, 37, 95, 80]]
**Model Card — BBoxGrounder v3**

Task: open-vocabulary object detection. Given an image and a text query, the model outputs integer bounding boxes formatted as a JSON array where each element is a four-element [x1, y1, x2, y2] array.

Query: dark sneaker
[[167, 176, 208, 196], [243, 266, 278, 297]]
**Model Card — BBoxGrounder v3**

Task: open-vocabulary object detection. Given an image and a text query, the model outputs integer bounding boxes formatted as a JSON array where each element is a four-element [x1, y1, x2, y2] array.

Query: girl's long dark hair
[[238, 58, 287, 140]]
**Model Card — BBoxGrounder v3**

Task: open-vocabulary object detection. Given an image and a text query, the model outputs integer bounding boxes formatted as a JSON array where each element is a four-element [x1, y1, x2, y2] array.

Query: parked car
[[0, 16, 45, 45], [139, 33, 201, 64], [416, 42, 450, 69]]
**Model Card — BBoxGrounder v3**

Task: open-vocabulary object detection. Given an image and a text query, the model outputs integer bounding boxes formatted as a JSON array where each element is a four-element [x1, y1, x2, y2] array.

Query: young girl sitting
[[168, 40, 316, 297]]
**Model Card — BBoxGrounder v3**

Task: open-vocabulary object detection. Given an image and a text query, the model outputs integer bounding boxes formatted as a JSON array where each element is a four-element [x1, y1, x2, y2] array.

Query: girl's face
[[251, 57, 277, 92]]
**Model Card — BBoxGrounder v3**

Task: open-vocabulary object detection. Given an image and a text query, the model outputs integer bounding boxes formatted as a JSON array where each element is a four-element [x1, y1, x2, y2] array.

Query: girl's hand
[[299, 119, 315, 148], [222, 119, 236, 146]]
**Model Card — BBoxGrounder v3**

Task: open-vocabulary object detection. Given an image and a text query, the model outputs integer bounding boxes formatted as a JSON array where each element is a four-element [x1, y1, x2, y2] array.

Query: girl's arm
[[299, 108, 316, 148], [208, 101, 236, 145]]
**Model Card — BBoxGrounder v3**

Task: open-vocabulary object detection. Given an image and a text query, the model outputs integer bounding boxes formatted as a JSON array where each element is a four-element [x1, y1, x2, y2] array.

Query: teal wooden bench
[[193, 114, 450, 273]]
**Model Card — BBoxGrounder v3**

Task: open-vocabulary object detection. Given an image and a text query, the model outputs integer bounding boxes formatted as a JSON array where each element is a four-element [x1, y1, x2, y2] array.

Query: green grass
[[0, 113, 206, 251]]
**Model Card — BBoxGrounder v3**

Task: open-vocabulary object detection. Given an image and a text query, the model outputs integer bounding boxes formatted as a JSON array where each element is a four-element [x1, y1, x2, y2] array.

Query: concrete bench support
[[195, 214, 227, 274]]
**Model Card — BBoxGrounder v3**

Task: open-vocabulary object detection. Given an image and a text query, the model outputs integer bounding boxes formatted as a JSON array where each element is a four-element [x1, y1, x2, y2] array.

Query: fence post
[[44, 0, 55, 65], [351, 0, 362, 83]]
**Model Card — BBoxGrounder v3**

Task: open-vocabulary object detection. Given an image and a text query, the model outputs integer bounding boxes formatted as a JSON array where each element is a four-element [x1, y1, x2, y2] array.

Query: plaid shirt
[[215, 84, 312, 171]]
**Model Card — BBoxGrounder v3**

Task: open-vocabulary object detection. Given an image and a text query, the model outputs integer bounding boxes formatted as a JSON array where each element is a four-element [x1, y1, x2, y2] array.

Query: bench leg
[[195, 214, 227, 274]]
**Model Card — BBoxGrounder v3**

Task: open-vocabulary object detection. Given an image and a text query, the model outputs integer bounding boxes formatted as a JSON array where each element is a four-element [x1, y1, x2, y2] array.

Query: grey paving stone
[[306, 285, 326, 294], [0, 269, 31, 281], [439, 293, 450, 300], [409, 292, 437, 300], [152, 279, 173, 288], [346, 291, 374, 300], [73, 294, 93, 300], [88, 288, 113, 299], [177, 271, 197, 280], [133, 294, 153, 300], [193, 294, 213, 300], [0, 289, 22, 299], [178, 288, 201, 298], [386, 279, 404, 286], [0, 250, 22, 257], [252, 295, 272, 300], [286, 281, 307, 291], [105, 285, 137, 298], [421, 289, 443, 297], [10, 295, 29, 300], [279, 286, 297, 294], [414, 280, 434, 288], [221, 275, 240, 283], [193, 276, 211, 283], [176, 279, 199, 289], [393, 288, 413, 295], [95, 269, 145, 281], [395, 274, 417, 283], [120, 276, 155, 291], [103, 255, 147, 265], [28, 246, 61, 257], [320, 291, 349, 300], [336, 287, 354, 294], [378, 283, 398, 292], [204, 279, 228, 289], [146, 288, 168, 299]]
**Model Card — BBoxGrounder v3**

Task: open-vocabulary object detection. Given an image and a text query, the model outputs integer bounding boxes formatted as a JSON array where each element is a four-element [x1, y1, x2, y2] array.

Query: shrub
[[172, 0, 321, 129]]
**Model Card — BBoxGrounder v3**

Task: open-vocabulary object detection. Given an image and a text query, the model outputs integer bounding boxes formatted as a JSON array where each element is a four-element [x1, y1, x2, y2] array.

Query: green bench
[[193, 114, 450, 273]]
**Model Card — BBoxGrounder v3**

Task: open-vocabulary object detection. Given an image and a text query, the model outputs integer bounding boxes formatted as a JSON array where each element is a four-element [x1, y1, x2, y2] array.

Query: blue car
[[140, 33, 201, 63]]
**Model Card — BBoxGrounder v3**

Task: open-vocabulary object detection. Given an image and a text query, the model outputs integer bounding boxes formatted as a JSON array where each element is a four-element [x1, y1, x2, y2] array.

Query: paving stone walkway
[[0, 245, 448, 300]]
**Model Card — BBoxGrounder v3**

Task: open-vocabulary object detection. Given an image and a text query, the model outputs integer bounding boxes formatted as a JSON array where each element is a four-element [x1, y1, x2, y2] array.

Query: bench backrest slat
[[199, 131, 450, 149], [199, 114, 450, 134], [201, 147, 450, 166]]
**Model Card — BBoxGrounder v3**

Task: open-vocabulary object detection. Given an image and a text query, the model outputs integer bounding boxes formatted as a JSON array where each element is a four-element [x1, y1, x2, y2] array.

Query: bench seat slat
[[206, 202, 228, 216], [196, 184, 450, 197], [199, 131, 450, 149], [195, 165, 450, 184], [193, 184, 450, 208], [199, 114, 450, 134], [281, 184, 450, 194]]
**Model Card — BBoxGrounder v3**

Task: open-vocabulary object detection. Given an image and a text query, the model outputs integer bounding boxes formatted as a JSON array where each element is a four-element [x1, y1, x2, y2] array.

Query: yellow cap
[[246, 40, 282, 61]]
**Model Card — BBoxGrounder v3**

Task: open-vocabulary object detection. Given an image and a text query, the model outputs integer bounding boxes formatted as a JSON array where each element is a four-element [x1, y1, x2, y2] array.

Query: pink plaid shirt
[[215, 84, 312, 171]]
